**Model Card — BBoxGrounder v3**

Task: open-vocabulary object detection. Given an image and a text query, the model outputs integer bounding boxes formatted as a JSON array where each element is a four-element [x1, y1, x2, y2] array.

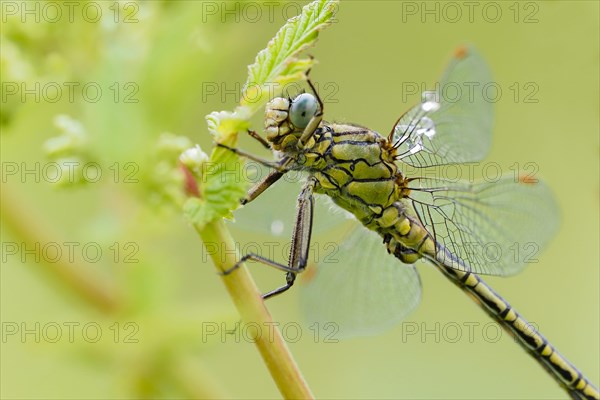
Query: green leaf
[[183, 146, 248, 229], [241, 0, 338, 112], [205, 107, 251, 143]]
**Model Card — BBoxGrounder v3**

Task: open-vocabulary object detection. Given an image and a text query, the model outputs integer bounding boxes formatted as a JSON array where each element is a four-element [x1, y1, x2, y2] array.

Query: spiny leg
[[265, 178, 315, 298], [224, 178, 316, 299], [242, 169, 286, 205]]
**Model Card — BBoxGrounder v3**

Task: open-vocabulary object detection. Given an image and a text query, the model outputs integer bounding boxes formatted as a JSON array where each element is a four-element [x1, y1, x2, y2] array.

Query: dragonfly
[[219, 46, 599, 399]]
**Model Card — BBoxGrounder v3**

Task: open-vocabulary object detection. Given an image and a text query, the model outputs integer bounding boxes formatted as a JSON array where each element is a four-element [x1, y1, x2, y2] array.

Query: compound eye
[[289, 93, 318, 129]]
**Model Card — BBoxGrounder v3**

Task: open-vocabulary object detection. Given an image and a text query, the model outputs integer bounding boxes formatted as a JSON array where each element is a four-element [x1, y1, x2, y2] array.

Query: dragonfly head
[[265, 93, 319, 151]]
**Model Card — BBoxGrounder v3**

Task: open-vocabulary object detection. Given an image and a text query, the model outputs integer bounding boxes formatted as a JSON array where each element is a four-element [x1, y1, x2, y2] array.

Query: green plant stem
[[195, 218, 314, 399], [0, 189, 120, 314]]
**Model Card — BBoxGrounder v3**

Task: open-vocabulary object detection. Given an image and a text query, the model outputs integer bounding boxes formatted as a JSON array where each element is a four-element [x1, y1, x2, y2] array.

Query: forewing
[[392, 46, 493, 167], [407, 176, 559, 276], [300, 221, 422, 339]]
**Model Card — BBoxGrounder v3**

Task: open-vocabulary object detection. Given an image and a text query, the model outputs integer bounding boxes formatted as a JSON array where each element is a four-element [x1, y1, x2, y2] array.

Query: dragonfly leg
[[246, 129, 272, 150], [222, 253, 300, 275], [216, 143, 283, 170], [263, 272, 296, 299], [242, 169, 286, 205], [218, 142, 293, 204], [297, 75, 325, 148], [225, 178, 316, 300]]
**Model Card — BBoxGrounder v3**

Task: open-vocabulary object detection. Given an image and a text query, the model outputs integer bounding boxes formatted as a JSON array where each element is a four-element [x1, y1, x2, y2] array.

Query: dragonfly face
[[264, 97, 294, 149], [264, 93, 319, 152]]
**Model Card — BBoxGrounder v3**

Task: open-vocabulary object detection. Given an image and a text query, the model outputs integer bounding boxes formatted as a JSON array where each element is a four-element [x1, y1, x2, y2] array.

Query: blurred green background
[[1, 1, 598, 399]]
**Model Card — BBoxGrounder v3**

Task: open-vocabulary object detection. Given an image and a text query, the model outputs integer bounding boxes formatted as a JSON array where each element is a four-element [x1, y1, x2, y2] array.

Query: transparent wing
[[392, 46, 493, 167], [406, 176, 559, 276], [299, 220, 422, 339], [229, 162, 346, 237]]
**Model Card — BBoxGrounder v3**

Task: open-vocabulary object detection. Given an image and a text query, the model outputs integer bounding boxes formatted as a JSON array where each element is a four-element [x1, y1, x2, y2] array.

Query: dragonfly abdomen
[[436, 264, 599, 399], [374, 203, 437, 264]]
